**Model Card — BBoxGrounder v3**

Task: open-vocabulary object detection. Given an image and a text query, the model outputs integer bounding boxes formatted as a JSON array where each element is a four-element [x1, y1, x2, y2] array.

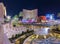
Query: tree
[[13, 15, 18, 20], [12, 15, 19, 25], [19, 12, 23, 17]]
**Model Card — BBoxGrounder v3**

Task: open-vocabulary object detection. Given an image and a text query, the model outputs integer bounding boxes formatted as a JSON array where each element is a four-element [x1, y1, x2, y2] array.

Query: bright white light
[[50, 15, 53, 20], [44, 28, 50, 32], [7, 16, 11, 19]]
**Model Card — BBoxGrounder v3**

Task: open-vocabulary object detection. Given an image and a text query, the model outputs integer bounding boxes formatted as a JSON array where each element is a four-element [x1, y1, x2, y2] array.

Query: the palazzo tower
[[0, 3, 7, 23]]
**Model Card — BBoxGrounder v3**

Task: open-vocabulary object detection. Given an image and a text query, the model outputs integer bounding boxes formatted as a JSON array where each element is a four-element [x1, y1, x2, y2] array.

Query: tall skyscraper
[[0, 3, 7, 23], [0, 3, 11, 44], [0, 24, 4, 44]]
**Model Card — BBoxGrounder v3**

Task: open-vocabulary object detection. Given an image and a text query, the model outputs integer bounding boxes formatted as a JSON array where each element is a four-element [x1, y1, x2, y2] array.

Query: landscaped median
[[23, 34, 36, 44], [9, 30, 34, 44]]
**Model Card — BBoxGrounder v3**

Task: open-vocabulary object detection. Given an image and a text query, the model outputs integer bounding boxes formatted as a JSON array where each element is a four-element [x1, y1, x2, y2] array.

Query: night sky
[[0, 0, 60, 17]]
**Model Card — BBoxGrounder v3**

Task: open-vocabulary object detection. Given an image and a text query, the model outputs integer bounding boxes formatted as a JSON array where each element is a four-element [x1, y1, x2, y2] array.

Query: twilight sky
[[0, 0, 60, 17]]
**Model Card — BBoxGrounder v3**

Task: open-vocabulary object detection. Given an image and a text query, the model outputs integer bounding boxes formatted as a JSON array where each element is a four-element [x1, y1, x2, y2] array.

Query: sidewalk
[[3, 34, 12, 44]]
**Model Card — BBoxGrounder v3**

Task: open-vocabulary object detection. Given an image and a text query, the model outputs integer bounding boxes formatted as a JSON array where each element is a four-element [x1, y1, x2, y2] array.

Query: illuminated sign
[[46, 14, 54, 20]]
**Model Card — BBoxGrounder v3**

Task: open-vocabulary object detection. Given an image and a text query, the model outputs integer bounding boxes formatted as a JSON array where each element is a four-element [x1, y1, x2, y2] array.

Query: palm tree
[[19, 12, 23, 17]]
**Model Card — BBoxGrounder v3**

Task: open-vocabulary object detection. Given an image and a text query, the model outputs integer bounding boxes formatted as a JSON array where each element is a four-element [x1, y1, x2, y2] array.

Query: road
[[23, 35, 35, 44]]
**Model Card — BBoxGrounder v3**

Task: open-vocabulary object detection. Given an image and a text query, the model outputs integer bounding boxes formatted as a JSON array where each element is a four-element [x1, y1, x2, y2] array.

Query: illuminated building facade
[[57, 13, 60, 19], [0, 3, 7, 23], [46, 14, 54, 20], [37, 16, 46, 22], [22, 9, 38, 23]]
